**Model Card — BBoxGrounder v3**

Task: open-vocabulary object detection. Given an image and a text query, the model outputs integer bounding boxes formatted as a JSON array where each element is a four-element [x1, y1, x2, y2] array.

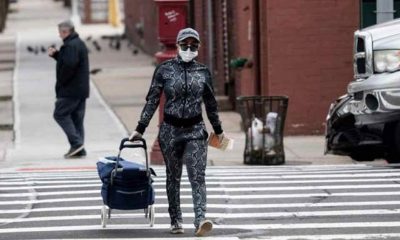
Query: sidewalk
[[0, 0, 372, 171], [0, 0, 128, 170]]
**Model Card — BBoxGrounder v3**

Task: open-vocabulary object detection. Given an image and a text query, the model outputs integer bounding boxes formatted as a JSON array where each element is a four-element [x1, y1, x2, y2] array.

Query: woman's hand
[[217, 132, 225, 143], [129, 130, 142, 141]]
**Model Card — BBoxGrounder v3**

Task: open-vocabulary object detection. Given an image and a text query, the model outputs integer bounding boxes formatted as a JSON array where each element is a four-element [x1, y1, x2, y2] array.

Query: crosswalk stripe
[[2, 183, 400, 196], [7, 166, 392, 175], [3, 164, 397, 171], [247, 234, 400, 240], [2, 167, 400, 178], [4, 166, 400, 174], [2, 222, 400, 234], [156, 172, 400, 179], [27, 238, 238, 240], [2, 191, 400, 205], [2, 209, 400, 224], [2, 173, 400, 185], [4, 200, 400, 214], [205, 168, 400, 175], [1, 177, 400, 186], [20, 235, 400, 240]]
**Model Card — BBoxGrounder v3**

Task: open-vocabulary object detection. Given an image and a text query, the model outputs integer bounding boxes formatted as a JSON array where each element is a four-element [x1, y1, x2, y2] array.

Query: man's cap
[[176, 28, 200, 43]]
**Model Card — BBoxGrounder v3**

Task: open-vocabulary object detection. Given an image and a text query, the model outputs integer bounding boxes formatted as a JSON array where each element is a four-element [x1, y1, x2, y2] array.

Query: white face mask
[[178, 48, 198, 62]]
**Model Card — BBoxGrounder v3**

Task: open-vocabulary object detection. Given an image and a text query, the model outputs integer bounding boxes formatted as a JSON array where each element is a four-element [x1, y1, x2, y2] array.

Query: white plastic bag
[[266, 112, 278, 134], [264, 134, 275, 152], [248, 117, 263, 150], [265, 112, 278, 151]]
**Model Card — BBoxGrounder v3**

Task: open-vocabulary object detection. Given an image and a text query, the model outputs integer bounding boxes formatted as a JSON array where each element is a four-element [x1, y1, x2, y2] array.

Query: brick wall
[[230, 0, 258, 97], [123, 0, 360, 135], [261, 0, 359, 134]]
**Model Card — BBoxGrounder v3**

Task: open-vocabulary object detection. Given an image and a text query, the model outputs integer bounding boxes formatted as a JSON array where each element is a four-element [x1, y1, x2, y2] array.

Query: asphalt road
[[1, 164, 400, 239]]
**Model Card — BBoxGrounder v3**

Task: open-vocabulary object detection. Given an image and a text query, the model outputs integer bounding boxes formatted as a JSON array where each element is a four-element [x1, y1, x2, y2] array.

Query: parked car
[[325, 19, 400, 163]]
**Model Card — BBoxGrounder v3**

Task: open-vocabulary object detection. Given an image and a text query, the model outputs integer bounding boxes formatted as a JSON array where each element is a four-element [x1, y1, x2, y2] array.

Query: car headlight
[[374, 50, 400, 73]]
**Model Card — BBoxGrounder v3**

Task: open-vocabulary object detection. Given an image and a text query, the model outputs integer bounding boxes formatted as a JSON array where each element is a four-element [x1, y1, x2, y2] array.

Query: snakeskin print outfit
[[135, 57, 223, 228]]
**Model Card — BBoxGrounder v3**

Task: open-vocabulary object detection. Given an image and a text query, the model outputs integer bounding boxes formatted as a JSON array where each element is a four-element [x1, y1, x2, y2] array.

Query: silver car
[[325, 19, 400, 163]]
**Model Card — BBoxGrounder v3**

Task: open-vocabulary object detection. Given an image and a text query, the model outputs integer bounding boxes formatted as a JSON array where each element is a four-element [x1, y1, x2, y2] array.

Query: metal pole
[[207, 0, 214, 82], [376, 0, 394, 24], [222, 0, 230, 87], [71, 0, 81, 26]]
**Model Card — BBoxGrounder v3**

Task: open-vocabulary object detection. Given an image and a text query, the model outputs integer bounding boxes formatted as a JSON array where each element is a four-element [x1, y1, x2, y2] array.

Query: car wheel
[[350, 152, 375, 162], [384, 122, 400, 164]]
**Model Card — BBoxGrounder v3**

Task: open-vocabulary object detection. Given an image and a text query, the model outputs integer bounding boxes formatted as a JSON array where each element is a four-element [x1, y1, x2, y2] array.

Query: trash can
[[236, 96, 289, 165]]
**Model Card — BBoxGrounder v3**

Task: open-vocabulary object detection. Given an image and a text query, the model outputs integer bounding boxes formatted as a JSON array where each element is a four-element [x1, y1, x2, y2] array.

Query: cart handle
[[115, 137, 150, 178], [119, 137, 147, 150]]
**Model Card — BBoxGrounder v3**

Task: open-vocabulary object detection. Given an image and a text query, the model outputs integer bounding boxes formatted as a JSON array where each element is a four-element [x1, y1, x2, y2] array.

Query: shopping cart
[[96, 137, 156, 228]]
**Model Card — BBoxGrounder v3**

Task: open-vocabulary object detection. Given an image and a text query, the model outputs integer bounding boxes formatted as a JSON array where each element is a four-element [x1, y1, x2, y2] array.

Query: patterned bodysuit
[[135, 57, 223, 228]]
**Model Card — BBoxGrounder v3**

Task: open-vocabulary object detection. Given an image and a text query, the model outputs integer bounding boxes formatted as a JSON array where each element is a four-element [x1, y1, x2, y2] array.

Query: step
[[0, 70, 13, 100], [0, 130, 13, 162], [216, 95, 234, 111], [0, 42, 15, 53], [0, 101, 13, 130]]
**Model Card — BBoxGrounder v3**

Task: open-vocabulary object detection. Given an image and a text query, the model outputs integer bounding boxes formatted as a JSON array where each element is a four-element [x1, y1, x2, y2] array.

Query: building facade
[[122, 0, 396, 135]]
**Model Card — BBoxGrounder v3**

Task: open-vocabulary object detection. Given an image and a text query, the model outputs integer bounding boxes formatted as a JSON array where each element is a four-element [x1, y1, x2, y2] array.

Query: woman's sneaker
[[195, 219, 213, 236], [170, 222, 184, 234]]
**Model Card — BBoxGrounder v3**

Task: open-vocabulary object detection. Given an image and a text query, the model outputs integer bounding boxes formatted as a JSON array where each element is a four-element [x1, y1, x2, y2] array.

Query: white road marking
[[2, 183, 400, 196], [2, 208, 400, 223], [2, 222, 400, 234], [249, 233, 400, 240], [4, 200, 400, 214], [3, 191, 400, 205], [2, 167, 400, 178], [2, 177, 400, 187]]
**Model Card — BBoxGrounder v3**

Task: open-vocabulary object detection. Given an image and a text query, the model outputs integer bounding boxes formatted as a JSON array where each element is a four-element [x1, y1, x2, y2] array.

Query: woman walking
[[129, 28, 224, 237]]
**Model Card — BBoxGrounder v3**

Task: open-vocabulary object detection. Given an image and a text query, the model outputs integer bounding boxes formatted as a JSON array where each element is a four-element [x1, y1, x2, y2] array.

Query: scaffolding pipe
[[207, 0, 214, 81], [222, 0, 230, 86]]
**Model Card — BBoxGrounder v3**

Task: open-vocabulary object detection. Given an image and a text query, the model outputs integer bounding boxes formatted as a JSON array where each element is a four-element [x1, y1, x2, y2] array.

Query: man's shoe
[[170, 222, 184, 234], [75, 148, 87, 157], [64, 145, 84, 159], [195, 219, 213, 237]]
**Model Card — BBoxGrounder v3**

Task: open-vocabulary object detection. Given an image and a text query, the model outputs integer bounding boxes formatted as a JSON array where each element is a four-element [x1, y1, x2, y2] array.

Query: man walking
[[48, 20, 89, 158]]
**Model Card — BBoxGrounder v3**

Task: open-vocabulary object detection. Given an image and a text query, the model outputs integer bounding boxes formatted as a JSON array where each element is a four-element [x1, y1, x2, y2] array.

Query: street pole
[[70, 0, 81, 26], [376, 0, 394, 24]]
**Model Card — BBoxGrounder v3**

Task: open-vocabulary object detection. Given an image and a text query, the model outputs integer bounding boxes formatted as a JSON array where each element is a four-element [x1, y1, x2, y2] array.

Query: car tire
[[350, 152, 375, 162], [384, 121, 400, 164]]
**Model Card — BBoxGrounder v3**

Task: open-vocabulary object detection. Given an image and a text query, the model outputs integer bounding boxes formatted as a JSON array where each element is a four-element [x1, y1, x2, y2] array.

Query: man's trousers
[[53, 98, 86, 148]]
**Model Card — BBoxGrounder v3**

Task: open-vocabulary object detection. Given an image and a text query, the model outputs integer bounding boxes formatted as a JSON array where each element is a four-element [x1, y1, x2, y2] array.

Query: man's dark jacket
[[52, 32, 89, 99]]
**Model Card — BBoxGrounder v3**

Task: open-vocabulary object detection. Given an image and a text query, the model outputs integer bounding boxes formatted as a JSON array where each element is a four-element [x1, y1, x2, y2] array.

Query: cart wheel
[[101, 205, 107, 228], [108, 208, 112, 219], [144, 208, 149, 218], [149, 205, 155, 227]]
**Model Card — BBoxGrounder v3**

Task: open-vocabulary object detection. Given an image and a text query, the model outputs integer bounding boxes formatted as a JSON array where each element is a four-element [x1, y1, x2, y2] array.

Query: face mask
[[178, 47, 198, 62]]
